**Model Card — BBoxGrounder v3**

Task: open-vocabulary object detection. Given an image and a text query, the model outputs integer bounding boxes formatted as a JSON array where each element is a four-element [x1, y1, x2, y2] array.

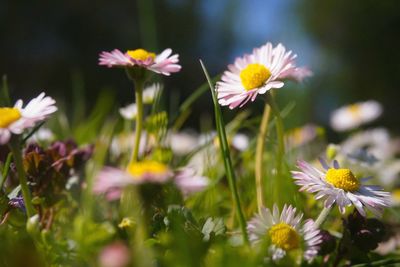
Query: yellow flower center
[[269, 223, 300, 251], [325, 168, 360, 192], [126, 160, 168, 178], [127, 49, 156, 61], [240, 63, 271, 91], [348, 104, 362, 118], [0, 108, 21, 128]]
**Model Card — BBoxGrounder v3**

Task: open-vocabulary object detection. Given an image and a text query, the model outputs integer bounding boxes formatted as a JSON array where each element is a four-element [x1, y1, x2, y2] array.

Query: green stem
[[315, 206, 332, 228], [9, 138, 35, 218], [255, 99, 271, 212], [200, 60, 249, 244], [131, 80, 144, 163]]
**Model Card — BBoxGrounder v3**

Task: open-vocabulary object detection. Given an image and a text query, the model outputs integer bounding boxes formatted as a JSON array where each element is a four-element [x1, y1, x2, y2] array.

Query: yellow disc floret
[[240, 63, 271, 91], [325, 168, 360, 192], [127, 49, 156, 61], [0, 108, 21, 128], [348, 104, 362, 118], [269, 223, 300, 251], [126, 160, 168, 179]]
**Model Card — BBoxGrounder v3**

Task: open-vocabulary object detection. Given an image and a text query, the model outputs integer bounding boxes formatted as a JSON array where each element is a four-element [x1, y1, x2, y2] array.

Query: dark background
[[1, 0, 400, 132]]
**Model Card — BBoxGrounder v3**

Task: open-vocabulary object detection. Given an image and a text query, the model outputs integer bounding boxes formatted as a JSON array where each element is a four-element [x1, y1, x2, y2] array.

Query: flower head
[[0, 92, 57, 144], [292, 159, 391, 216], [119, 103, 137, 120], [94, 161, 209, 200], [330, 100, 382, 132], [99, 242, 131, 267], [247, 204, 321, 262], [99, 48, 181, 76], [216, 42, 311, 109]]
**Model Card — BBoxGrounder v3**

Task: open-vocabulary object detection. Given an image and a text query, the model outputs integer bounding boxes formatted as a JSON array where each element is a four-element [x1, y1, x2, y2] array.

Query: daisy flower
[[292, 159, 391, 216], [330, 100, 382, 132], [247, 204, 322, 262], [216, 42, 312, 109], [98, 48, 181, 76], [119, 103, 137, 120], [94, 162, 208, 200], [0, 92, 57, 144]]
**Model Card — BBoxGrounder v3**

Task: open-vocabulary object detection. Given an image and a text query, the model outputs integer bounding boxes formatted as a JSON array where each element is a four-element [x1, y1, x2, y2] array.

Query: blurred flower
[[167, 131, 199, 155], [340, 128, 393, 163], [216, 42, 311, 109], [330, 100, 382, 132], [110, 132, 148, 159], [247, 204, 321, 262], [119, 103, 137, 120], [93, 161, 172, 200], [292, 159, 391, 216], [27, 127, 55, 143], [0, 92, 57, 144], [231, 133, 249, 151], [118, 217, 135, 229], [375, 230, 400, 255], [143, 83, 162, 104], [99, 242, 131, 267], [174, 167, 209, 196], [99, 48, 181, 76], [285, 124, 319, 149]]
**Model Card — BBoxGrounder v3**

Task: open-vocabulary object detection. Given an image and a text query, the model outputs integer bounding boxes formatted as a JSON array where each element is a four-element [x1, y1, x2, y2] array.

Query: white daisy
[[292, 159, 391, 216], [330, 100, 383, 132], [119, 103, 137, 120], [247, 204, 321, 262], [174, 167, 209, 196], [0, 92, 57, 144], [216, 42, 311, 109]]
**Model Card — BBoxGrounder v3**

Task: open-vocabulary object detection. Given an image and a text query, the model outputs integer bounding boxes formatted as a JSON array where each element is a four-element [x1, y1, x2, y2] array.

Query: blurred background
[[1, 0, 400, 136]]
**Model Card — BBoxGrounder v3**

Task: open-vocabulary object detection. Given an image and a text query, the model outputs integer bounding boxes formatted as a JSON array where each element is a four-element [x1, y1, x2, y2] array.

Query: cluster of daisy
[[213, 42, 392, 264]]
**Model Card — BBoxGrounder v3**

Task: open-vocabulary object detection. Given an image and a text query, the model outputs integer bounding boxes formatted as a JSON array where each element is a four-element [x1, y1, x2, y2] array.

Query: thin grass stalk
[[200, 60, 249, 244]]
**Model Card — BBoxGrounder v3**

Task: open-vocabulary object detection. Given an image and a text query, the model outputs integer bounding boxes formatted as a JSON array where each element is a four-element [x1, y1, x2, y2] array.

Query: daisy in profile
[[292, 159, 391, 216], [330, 100, 382, 132], [0, 92, 57, 144], [94, 162, 208, 200], [216, 42, 312, 109], [99, 48, 181, 76], [247, 204, 321, 262]]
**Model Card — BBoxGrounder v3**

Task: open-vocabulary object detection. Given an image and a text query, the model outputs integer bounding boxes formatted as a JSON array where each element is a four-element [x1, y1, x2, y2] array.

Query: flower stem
[[315, 206, 332, 228], [131, 80, 144, 163], [255, 98, 271, 212], [8, 138, 35, 218]]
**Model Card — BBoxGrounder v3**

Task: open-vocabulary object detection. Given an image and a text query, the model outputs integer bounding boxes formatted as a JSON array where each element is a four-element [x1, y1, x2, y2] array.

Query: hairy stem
[[9, 138, 35, 218]]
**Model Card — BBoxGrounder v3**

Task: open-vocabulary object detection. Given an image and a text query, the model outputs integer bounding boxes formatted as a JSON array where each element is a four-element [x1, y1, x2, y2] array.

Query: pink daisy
[[216, 42, 312, 109], [98, 48, 181, 76]]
